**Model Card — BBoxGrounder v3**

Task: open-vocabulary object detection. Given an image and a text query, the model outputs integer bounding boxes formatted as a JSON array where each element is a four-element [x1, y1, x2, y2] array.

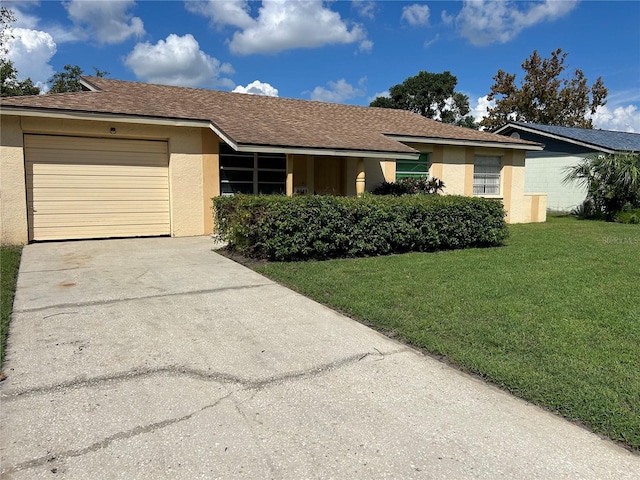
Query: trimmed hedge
[[213, 194, 508, 261]]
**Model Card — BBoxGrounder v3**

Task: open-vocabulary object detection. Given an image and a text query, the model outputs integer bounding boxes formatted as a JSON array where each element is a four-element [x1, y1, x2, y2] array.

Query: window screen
[[473, 156, 501, 195], [396, 153, 429, 180]]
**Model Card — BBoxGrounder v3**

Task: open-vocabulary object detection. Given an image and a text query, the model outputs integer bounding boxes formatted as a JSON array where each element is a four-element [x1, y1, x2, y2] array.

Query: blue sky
[[4, 1, 640, 131]]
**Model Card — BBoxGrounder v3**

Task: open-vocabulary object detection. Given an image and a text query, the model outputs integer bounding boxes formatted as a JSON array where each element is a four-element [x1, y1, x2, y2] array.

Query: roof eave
[[0, 106, 419, 159], [386, 134, 544, 151], [0, 105, 213, 128], [234, 143, 419, 160], [493, 123, 617, 154]]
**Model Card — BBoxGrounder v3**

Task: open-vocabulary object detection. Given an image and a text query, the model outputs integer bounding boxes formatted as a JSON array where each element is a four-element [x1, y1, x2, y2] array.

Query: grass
[[255, 216, 640, 450], [1, 245, 22, 371]]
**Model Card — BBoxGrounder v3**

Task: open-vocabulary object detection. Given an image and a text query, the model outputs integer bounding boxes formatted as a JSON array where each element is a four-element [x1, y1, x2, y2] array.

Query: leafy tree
[[1, 59, 40, 96], [370, 71, 478, 128], [1, 6, 15, 56], [563, 153, 640, 220], [481, 48, 607, 130], [48, 64, 84, 93], [0, 8, 39, 97], [48, 65, 109, 93]]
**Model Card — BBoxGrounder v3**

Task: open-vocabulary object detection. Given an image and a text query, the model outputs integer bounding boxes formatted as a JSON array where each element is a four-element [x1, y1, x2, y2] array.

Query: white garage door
[[25, 134, 170, 241]]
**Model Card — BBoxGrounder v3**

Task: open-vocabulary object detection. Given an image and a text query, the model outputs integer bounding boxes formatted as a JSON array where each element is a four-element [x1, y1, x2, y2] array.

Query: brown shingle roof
[[1, 77, 540, 155]]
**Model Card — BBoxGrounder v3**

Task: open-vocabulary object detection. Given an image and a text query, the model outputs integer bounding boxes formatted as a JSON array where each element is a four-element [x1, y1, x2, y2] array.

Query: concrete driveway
[[1, 237, 638, 479]]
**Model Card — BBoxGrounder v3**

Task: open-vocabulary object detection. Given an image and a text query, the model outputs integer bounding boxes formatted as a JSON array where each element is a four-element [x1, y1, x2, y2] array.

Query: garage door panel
[[26, 151, 168, 168], [27, 175, 169, 189], [30, 201, 169, 214], [29, 164, 168, 176], [33, 212, 170, 227], [26, 135, 167, 154], [26, 135, 170, 241], [29, 188, 169, 200]]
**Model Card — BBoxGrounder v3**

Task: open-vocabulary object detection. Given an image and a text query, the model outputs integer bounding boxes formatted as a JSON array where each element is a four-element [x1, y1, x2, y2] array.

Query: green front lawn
[[1, 245, 22, 371], [256, 216, 640, 450]]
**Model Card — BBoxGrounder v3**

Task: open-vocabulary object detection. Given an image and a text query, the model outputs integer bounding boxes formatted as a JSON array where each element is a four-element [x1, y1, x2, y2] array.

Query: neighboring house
[[494, 122, 640, 212], [0, 77, 544, 244]]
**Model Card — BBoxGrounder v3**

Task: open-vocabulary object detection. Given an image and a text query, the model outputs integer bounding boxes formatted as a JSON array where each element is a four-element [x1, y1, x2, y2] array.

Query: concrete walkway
[[1, 237, 638, 479]]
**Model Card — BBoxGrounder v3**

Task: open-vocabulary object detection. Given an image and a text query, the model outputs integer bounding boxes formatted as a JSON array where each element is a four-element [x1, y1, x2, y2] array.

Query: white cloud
[[590, 105, 640, 133], [456, 0, 578, 46], [185, 0, 254, 29], [188, 0, 370, 55], [124, 34, 233, 87], [6, 2, 79, 44], [64, 0, 144, 45], [424, 34, 440, 48], [358, 38, 373, 53], [441, 10, 454, 26], [353, 1, 376, 19], [368, 90, 389, 103], [5, 28, 57, 90], [310, 78, 365, 103], [401, 4, 430, 26], [233, 80, 279, 96], [10, 5, 39, 30], [470, 95, 495, 126]]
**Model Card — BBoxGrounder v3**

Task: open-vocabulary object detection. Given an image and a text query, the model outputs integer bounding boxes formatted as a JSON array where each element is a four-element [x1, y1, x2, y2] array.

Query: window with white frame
[[473, 156, 501, 195], [219, 143, 286, 195]]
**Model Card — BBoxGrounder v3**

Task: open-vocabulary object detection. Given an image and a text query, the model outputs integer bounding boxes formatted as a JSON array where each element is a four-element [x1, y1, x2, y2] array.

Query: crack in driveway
[[1, 348, 408, 476], [13, 283, 276, 314], [1, 392, 235, 477], [1, 349, 405, 401]]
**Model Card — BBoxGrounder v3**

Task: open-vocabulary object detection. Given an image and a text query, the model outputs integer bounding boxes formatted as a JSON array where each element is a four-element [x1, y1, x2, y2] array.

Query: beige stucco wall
[[405, 143, 546, 224], [363, 158, 395, 191], [0, 116, 28, 244], [0, 115, 221, 243]]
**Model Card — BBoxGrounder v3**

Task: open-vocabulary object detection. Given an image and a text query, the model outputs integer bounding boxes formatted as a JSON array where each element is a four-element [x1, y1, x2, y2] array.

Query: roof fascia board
[[1, 106, 213, 129], [79, 78, 100, 92], [494, 123, 616, 154], [386, 134, 544, 151], [235, 143, 419, 160]]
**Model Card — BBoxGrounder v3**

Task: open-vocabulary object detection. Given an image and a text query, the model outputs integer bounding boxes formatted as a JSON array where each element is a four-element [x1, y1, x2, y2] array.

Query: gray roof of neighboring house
[[494, 122, 640, 153]]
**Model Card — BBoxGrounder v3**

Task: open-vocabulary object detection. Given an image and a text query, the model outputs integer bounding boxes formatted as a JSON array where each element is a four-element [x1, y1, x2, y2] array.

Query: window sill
[[475, 194, 503, 199]]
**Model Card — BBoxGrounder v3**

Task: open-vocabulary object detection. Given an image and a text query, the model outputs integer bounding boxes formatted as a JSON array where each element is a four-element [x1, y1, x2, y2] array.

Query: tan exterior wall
[[404, 144, 546, 224], [440, 146, 467, 195], [201, 129, 219, 235], [0, 116, 28, 244], [363, 158, 395, 191], [0, 115, 222, 243]]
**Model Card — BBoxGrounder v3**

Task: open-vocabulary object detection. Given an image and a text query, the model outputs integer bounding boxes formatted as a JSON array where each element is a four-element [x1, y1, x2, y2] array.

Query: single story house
[[1, 77, 545, 244], [494, 122, 640, 212]]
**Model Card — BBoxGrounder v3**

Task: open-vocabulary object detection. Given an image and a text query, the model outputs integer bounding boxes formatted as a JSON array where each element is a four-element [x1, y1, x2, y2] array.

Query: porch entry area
[[220, 144, 371, 197]]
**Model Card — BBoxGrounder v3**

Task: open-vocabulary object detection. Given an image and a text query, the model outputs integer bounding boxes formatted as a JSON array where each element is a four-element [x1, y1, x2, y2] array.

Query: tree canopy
[[480, 48, 607, 130], [48, 65, 109, 93], [370, 71, 478, 129], [1, 59, 40, 97], [1, 6, 15, 56]]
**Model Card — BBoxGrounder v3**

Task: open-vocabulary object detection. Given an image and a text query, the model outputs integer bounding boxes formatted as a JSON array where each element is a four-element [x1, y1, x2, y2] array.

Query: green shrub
[[614, 208, 640, 224], [371, 177, 445, 196], [213, 194, 508, 261]]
